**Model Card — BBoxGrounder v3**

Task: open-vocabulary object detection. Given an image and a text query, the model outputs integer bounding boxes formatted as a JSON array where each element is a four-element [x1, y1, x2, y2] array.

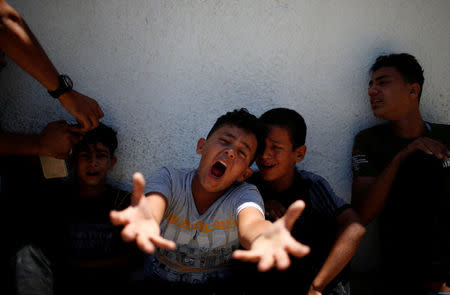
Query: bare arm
[[110, 172, 176, 254], [308, 208, 366, 294], [0, 120, 81, 158], [0, 0, 103, 131], [352, 137, 450, 225], [233, 200, 310, 272]]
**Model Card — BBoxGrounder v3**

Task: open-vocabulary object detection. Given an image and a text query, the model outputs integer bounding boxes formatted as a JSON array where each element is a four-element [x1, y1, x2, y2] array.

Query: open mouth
[[261, 163, 276, 170], [211, 161, 227, 178], [370, 99, 382, 107], [86, 171, 100, 176]]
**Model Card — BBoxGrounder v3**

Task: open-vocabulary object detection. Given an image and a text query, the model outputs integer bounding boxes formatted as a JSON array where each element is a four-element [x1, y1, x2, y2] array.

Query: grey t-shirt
[[146, 167, 264, 284]]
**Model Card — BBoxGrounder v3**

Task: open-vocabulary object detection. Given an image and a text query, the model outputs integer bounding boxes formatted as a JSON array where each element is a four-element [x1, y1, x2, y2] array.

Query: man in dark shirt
[[351, 53, 450, 294]]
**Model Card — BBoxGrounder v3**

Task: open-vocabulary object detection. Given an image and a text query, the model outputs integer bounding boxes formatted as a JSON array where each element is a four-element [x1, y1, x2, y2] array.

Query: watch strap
[[48, 74, 73, 99]]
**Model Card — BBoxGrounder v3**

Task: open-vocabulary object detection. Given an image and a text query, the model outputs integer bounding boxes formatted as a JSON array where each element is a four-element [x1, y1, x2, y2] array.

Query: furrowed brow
[[223, 132, 236, 140], [375, 74, 392, 81]]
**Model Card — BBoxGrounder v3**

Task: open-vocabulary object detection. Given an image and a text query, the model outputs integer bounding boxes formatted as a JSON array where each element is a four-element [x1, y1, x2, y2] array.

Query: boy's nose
[[368, 86, 378, 96], [261, 146, 272, 159], [224, 148, 235, 159], [88, 155, 98, 165]]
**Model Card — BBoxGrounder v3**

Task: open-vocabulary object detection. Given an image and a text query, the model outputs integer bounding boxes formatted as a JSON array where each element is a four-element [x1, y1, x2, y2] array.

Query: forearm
[[0, 1, 59, 90], [240, 220, 271, 249], [0, 133, 43, 155], [352, 152, 406, 225], [311, 221, 366, 292], [239, 217, 271, 249]]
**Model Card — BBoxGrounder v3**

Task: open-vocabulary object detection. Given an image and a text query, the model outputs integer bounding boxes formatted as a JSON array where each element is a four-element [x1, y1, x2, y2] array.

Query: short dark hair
[[207, 108, 266, 163], [74, 123, 118, 157], [370, 53, 424, 101], [259, 108, 307, 149]]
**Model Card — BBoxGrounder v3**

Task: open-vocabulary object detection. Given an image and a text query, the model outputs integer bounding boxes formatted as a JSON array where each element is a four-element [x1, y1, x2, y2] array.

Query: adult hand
[[232, 200, 310, 272], [110, 173, 176, 254], [402, 137, 449, 162], [39, 120, 82, 159], [58, 90, 104, 132]]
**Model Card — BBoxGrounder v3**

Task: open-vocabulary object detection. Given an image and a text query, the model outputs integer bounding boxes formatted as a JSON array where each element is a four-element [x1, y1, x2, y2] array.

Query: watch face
[[61, 75, 73, 89], [48, 74, 73, 98]]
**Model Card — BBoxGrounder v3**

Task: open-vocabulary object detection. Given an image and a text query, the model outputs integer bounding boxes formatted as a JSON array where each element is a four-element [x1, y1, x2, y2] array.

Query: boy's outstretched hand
[[232, 200, 310, 272], [110, 172, 176, 254]]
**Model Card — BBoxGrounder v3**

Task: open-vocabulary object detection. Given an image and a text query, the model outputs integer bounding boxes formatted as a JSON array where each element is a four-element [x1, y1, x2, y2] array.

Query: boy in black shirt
[[247, 108, 365, 295], [14, 123, 142, 295]]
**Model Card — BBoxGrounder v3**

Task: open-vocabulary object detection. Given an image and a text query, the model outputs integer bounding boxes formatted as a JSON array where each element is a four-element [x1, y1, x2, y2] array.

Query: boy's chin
[[260, 171, 277, 182], [79, 176, 105, 187]]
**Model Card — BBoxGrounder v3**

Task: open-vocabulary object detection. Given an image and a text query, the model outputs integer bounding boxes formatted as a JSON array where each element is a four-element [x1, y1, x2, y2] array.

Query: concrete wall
[[1, 0, 449, 272]]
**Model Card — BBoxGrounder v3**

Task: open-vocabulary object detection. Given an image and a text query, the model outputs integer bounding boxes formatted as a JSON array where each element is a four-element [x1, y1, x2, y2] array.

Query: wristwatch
[[48, 74, 73, 98]]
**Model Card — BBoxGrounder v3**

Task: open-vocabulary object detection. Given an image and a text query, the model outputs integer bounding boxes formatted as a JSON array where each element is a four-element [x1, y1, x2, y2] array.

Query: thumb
[[282, 200, 305, 231], [132, 172, 146, 205]]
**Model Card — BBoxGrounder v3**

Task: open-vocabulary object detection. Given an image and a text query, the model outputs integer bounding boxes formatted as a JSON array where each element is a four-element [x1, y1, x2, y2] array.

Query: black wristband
[[48, 74, 73, 98]]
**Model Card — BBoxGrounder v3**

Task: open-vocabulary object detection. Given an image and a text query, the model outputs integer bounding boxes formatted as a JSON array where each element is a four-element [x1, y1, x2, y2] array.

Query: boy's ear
[[238, 167, 254, 182], [295, 145, 307, 163], [409, 83, 421, 100], [109, 156, 117, 171], [196, 138, 206, 155]]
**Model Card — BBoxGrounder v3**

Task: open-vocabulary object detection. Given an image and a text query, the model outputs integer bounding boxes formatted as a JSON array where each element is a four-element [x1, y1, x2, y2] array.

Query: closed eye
[[219, 138, 229, 145], [238, 150, 247, 158]]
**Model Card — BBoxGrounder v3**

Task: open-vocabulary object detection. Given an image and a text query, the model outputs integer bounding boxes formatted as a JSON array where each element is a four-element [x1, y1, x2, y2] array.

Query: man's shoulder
[[429, 122, 450, 144], [429, 122, 450, 129]]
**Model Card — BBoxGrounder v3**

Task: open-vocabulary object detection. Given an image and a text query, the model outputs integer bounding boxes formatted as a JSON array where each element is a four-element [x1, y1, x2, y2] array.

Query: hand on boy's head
[[39, 120, 83, 159], [110, 172, 176, 254], [232, 200, 310, 272], [58, 90, 104, 132]]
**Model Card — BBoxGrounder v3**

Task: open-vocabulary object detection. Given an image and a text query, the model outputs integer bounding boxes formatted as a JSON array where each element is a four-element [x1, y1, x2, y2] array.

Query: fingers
[[96, 103, 104, 119], [286, 239, 311, 259], [232, 249, 261, 263], [282, 200, 305, 230], [59, 91, 103, 132], [75, 115, 92, 133], [136, 233, 156, 253], [65, 123, 85, 135], [132, 172, 146, 205], [273, 249, 290, 270], [110, 208, 131, 226], [258, 252, 275, 272], [150, 236, 177, 251], [232, 249, 294, 272], [409, 137, 449, 161]]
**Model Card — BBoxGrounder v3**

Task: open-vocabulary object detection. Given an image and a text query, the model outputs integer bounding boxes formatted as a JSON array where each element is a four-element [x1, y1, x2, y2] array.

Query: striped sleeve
[[301, 171, 348, 218]]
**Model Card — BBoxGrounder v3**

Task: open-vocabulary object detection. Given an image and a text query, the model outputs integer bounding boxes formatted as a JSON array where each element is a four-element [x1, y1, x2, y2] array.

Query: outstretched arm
[[233, 200, 310, 272], [308, 208, 366, 295], [0, 120, 81, 158], [110, 172, 176, 254], [0, 0, 103, 131], [352, 137, 450, 225]]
